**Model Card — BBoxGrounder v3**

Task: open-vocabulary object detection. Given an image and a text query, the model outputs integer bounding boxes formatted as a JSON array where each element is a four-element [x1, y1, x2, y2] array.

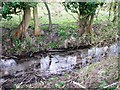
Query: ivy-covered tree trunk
[[86, 14, 94, 34], [13, 7, 31, 39], [78, 22, 85, 36], [63, 2, 103, 36], [78, 15, 88, 36], [78, 14, 94, 36], [78, 26, 84, 36], [33, 5, 40, 36]]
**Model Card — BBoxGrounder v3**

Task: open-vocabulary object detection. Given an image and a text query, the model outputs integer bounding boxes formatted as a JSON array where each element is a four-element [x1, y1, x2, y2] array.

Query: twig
[[67, 12, 78, 22], [1, 80, 8, 86], [103, 82, 120, 88], [25, 71, 35, 74], [16, 74, 31, 88], [24, 75, 35, 84], [73, 81, 86, 89], [40, 81, 45, 86]]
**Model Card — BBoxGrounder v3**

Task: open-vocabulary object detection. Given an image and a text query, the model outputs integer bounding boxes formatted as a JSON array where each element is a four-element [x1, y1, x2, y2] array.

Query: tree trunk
[[86, 14, 94, 34], [78, 23, 84, 36], [44, 2, 52, 31], [78, 15, 87, 36], [13, 7, 31, 39], [78, 14, 94, 36], [33, 5, 40, 36]]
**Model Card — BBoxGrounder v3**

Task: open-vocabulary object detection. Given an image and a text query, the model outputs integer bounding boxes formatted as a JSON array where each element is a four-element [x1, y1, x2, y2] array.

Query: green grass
[[0, 15, 20, 29], [1, 3, 118, 54], [46, 42, 59, 49], [0, 4, 115, 31]]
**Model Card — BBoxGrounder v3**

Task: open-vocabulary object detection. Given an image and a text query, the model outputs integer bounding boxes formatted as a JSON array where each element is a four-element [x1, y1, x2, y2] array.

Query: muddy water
[[0, 43, 119, 78]]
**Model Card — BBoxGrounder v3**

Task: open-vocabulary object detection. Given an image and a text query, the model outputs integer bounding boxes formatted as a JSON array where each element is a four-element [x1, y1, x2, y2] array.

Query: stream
[[0, 43, 119, 85]]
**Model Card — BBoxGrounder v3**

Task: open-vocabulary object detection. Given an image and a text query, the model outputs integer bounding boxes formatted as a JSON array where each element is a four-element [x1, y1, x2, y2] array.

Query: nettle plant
[[63, 1, 104, 36]]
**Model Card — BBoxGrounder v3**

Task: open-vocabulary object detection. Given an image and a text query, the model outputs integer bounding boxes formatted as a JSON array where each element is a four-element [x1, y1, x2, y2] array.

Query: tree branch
[[103, 82, 120, 88]]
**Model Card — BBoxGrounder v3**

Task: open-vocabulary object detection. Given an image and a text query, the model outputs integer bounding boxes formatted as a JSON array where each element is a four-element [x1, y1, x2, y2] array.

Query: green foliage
[[12, 84, 17, 90], [58, 29, 68, 37], [99, 80, 117, 90], [12, 38, 21, 49], [63, 1, 104, 35], [55, 81, 65, 88], [48, 76, 59, 81], [41, 25, 49, 30], [47, 42, 59, 48], [24, 38, 32, 49], [11, 37, 36, 54], [63, 1, 104, 16], [99, 80, 107, 88], [38, 88, 45, 90], [1, 2, 37, 19], [0, 16, 20, 29], [58, 27, 70, 40], [1, 3, 118, 55]]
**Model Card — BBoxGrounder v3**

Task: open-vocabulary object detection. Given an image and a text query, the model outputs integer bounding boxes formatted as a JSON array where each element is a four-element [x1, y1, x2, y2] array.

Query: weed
[[12, 84, 17, 90], [58, 29, 69, 40], [41, 25, 49, 30], [99, 80, 107, 88], [64, 73, 70, 77], [48, 76, 59, 81], [55, 81, 65, 88], [47, 42, 59, 49], [38, 88, 45, 90], [12, 38, 21, 50]]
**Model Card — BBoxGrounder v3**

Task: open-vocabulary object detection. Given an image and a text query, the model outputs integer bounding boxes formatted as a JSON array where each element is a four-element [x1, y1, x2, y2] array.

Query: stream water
[[0, 43, 119, 79]]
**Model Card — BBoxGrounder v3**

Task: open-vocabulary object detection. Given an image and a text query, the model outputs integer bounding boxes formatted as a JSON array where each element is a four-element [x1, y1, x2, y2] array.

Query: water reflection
[[0, 59, 16, 68], [109, 43, 118, 55], [40, 55, 77, 74]]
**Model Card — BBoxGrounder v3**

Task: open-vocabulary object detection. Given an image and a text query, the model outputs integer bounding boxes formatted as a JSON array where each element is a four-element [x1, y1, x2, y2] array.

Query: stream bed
[[0, 43, 119, 86]]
